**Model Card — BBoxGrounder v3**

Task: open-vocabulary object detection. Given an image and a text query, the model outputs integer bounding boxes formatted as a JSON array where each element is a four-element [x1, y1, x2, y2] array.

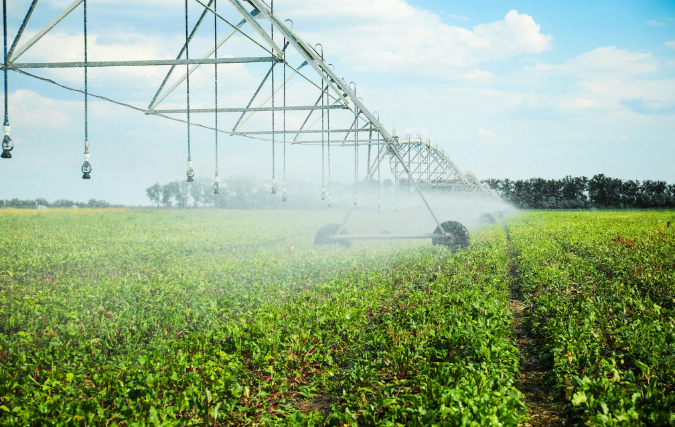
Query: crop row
[[1, 210, 524, 426], [506, 211, 675, 425]]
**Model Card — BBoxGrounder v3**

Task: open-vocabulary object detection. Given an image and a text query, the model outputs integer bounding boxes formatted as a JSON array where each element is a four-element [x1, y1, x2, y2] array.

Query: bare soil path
[[503, 221, 564, 426]]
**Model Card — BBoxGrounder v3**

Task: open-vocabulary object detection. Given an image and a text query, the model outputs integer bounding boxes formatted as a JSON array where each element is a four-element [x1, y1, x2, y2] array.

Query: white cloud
[[280, 1, 553, 77], [463, 69, 494, 80], [477, 128, 497, 138], [562, 98, 596, 109], [10, 89, 76, 130], [448, 14, 469, 21], [472, 10, 553, 57], [524, 47, 657, 80], [665, 40, 675, 49], [647, 20, 663, 26]]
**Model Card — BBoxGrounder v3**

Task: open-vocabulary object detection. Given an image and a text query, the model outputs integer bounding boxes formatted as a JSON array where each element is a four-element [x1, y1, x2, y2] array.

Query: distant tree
[[87, 199, 110, 208], [52, 199, 76, 208], [589, 174, 623, 208], [189, 182, 205, 208], [382, 179, 393, 189], [640, 180, 668, 208], [146, 183, 161, 207], [35, 198, 50, 208], [161, 182, 178, 208], [621, 180, 641, 208], [175, 181, 190, 208]]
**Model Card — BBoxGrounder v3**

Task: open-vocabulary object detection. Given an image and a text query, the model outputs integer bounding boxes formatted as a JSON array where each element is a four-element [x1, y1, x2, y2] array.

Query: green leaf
[[66, 373, 74, 382], [571, 391, 587, 406]]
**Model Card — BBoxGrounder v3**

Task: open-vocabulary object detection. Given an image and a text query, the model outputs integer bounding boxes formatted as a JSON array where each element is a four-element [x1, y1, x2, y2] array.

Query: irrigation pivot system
[[2, 0, 501, 250]]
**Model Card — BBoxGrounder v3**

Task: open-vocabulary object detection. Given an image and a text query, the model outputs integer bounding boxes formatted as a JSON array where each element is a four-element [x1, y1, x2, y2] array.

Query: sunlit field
[[0, 209, 673, 425]]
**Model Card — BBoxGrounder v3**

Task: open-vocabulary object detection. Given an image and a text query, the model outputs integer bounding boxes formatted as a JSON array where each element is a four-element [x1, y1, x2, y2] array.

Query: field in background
[[0, 209, 673, 425]]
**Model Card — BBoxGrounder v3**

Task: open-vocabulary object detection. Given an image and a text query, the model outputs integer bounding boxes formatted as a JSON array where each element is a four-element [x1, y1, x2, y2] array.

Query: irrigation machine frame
[[1, 0, 501, 250]]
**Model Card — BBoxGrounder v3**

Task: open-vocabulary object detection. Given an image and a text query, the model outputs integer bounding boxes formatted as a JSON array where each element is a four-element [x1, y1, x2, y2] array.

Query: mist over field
[[1, 0, 674, 425]]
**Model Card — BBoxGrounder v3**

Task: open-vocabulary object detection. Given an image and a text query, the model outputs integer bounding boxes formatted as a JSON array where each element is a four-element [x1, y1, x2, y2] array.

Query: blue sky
[[1, 0, 674, 205]]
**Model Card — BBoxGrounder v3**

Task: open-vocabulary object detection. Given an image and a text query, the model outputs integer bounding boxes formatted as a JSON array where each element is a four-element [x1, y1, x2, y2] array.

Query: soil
[[510, 297, 565, 426], [284, 390, 336, 418], [504, 221, 565, 426]]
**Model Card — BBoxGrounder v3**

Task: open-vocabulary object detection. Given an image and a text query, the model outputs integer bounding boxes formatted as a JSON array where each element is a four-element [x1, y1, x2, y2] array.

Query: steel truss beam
[[4, 0, 501, 220], [234, 128, 376, 135], [10, 57, 273, 69], [151, 105, 344, 114]]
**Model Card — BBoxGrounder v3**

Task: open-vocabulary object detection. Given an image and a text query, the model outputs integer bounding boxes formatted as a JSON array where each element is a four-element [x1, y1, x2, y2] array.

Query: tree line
[[145, 177, 394, 210], [483, 174, 675, 209], [1, 198, 117, 209]]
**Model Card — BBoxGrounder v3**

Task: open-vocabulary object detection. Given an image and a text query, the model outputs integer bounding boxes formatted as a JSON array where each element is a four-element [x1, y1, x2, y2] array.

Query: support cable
[[270, 0, 276, 194], [352, 83, 358, 209], [80, 0, 91, 178], [395, 164, 399, 212], [185, 0, 194, 182], [213, 0, 219, 194], [317, 45, 324, 201], [1, 0, 13, 159], [375, 113, 380, 213], [282, 32, 287, 202], [327, 89, 331, 207]]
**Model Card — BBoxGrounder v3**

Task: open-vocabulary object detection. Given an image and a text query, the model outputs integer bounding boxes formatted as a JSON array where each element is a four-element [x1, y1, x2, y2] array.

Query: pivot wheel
[[314, 223, 351, 248], [479, 213, 496, 225], [432, 221, 470, 253]]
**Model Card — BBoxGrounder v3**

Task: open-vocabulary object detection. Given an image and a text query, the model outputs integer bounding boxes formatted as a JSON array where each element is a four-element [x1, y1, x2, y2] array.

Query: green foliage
[[0, 210, 523, 425], [507, 211, 675, 425]]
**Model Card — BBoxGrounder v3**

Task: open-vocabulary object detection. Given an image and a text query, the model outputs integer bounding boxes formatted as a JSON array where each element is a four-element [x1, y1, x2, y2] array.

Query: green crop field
[[0, 209, 673, 426]]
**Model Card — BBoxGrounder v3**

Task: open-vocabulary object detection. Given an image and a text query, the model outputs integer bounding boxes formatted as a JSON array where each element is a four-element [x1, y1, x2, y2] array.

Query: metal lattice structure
[[2, 0, 501, 237]]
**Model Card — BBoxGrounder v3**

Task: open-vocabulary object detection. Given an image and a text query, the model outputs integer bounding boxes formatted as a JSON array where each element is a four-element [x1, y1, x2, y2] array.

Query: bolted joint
[[271, 179, 277, 195]]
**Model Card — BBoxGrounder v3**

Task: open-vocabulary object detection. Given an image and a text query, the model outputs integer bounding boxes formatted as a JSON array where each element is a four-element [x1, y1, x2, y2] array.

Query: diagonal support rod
[[147, 0, 215, 111], [10, 0, 83, 62], [7, 0, 39, 60], [233, 57, 305, 132]]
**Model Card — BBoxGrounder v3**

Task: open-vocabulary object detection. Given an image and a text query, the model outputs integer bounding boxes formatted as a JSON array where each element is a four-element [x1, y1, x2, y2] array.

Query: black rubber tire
[[432, 221, 470, 253], [479, 213, 496, 225], [314, 223, 351, 248]]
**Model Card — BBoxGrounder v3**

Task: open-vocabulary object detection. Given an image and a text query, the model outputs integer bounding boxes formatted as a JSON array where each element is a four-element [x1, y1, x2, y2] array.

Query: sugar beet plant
[[0, 210, 524, 426], [506, 211, 675, 425]]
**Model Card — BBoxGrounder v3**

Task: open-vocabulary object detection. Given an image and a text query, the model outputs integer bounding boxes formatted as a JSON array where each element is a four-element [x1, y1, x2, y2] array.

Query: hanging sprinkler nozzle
[[1, 126, 12, 159], [186, 160, 194, 182], [271, 178, 277, 195], [353, 194, 358, 210], [282, 187, 287, 202], [321, 188, 326, 201], [213, 174, 219, 195], [377, 200, 381, 213], [81, 140, 91, 179], [81, 151, 91, 179], [327, 195, 332, 207]]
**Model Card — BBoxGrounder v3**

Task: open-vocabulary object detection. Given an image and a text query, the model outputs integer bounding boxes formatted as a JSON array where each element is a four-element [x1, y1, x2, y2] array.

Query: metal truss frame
[[3, 0, 501, 238]]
